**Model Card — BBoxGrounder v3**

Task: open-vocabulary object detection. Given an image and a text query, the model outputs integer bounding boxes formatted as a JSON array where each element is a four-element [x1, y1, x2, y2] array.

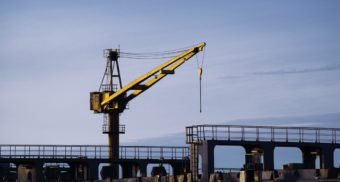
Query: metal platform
[[186, 124, 340, 181], [186, 124, 340, 144]]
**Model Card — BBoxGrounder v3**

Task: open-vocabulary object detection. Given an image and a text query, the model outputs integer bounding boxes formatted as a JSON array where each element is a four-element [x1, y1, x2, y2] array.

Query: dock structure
[[1, 125, 340, 181], [0, 145, 189, 181], [186, 125, 340, 181]]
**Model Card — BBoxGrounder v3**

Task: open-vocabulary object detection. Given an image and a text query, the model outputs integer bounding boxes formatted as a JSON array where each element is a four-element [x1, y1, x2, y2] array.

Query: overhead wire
[[119, 43, 206, 113], [120, 55, 181, 59], [120, 51, 184, 59], [121, 50, 185, 56], [119, 44, 198, 60]]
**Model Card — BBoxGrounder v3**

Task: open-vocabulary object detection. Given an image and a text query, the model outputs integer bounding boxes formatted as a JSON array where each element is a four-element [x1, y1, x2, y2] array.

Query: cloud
[[219, 64, 340, 80], [252, 64, 340, 75], [218, 75, 244, 80]]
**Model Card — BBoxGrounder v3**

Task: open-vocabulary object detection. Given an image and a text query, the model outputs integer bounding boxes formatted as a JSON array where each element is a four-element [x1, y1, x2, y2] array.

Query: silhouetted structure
[[0, 145, 189, 181], [186, 125, 340, 181], [1, 125, 339, 181]]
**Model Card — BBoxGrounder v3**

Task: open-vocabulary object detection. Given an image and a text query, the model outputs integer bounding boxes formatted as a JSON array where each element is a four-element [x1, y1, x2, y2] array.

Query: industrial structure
[[186, 125, 340, 181], [0, 145, 189, 181], [1, 125, 340, 181], [1, 43, 340, 181], [89, 42, 206, 179]]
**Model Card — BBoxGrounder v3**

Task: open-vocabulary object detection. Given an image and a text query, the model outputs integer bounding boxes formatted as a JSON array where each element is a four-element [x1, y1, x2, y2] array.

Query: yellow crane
[[90, 42, 206, 179]]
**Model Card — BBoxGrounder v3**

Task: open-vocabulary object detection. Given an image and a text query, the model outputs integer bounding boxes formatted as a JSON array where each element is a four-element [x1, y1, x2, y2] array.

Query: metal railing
[[100, 84, 118, 92], [120, 146, 189, 160], [186, 125, 340, 144], [102, 124, 125, 134], [0, 145, 189, 160], [214, 168, 242, 173]]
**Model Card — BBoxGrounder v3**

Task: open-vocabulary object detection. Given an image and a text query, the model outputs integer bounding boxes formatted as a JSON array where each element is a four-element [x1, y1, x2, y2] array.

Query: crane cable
[[120, 44, 206, 113], [196, 48, 205, 113], [119, 44, 199, 60]]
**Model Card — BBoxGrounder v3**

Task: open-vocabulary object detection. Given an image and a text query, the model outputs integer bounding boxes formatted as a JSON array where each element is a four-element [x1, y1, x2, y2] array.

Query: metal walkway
[[0, 145, 189, 160], [0, 145, 190, 181], [186, 124, 340, 144]]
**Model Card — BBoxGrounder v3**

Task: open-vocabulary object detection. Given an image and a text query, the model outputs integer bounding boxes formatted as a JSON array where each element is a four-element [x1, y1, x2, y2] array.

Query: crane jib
[[98, 42, 206, 111]]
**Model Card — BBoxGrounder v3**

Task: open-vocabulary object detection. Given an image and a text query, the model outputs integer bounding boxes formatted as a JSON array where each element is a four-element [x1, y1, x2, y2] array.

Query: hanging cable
[[196, 47, 205, 113]]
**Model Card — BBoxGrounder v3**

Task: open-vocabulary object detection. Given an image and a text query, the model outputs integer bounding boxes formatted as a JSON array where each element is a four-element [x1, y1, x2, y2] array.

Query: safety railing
[[100, 84, 118, 92], [102, 124, 125, 134], [120, 146, 189, 160], [186, 125, 340, 144], [0, 145, 189, 160], [214, 168, 242, 173]]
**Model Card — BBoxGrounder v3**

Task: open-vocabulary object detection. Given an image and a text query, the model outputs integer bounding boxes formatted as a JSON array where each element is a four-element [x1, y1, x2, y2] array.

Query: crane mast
[[90, 42, 206, 179]]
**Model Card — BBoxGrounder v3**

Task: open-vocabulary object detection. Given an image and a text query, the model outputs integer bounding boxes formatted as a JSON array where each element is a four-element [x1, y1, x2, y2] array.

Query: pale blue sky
[[1, 1, 340, 144]]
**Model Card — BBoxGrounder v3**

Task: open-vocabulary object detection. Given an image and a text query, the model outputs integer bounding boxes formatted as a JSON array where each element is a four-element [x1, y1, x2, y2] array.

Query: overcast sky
[[1, 1, 340, 145]]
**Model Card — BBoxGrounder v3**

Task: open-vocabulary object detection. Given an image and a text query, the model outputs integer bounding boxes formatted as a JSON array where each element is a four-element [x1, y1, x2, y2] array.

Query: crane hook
[[198, 67, 203, 78], [198, 67, 203, 113]]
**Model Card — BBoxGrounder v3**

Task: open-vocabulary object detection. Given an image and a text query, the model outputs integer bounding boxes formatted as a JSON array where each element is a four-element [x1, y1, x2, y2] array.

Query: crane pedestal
[[107, 111, 120, 179]]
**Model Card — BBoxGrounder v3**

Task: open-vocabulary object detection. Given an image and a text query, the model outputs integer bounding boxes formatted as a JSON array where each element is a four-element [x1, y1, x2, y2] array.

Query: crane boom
[[97, 42, 206, 112]]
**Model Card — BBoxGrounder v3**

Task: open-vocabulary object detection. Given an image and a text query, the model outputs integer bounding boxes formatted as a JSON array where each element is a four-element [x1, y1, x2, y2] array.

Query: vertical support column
[[88, 161, 99, 181], [35, 162, 43, 182], [69, 162, 88, 181], [139, 163, 147, 177], [262, 145, 274, 171], [131, 164, 139, 178], [17, 162, 43, 182], [189, 144, 198, 180], [172, 160, 190, 177], [121, 163, 138, 178], [243, 146, 264, 170], [200, 141, 214, 182], [320, 146, 334, 169], [183, 159, 191, 175], [244, 147, 253, 166], [172, 165, 181, 177], [171, 163, 185, 177], [300, 148, 317, 169], [108, 111, 120, 179]]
